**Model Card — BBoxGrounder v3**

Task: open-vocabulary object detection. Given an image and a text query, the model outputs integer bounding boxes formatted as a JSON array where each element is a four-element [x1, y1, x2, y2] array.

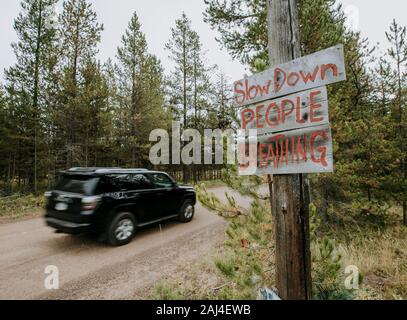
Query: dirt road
[[0, 186, 260, 300]]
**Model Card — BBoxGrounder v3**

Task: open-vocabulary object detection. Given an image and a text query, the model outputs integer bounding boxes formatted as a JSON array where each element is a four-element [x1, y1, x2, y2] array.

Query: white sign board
[[240, 86, 329, 136], [234, 45, 346, 107], [238, 124, 333, 175]]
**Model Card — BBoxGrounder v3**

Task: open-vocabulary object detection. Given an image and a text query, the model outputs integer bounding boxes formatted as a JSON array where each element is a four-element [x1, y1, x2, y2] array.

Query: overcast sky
[[1, 0, 406, 82]]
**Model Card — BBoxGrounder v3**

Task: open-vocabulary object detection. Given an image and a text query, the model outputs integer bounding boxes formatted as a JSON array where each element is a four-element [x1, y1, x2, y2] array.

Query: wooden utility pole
[[267, 0, 312, 300]]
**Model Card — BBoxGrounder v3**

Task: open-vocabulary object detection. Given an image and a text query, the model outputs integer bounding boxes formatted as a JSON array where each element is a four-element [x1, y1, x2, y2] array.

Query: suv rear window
[[54, 175, 99, 195]]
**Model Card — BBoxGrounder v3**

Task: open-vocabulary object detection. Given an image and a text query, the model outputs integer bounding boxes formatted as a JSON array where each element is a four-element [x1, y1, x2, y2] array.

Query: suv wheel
[[107, 212, 136, 246], [178, 200, 195, 222]]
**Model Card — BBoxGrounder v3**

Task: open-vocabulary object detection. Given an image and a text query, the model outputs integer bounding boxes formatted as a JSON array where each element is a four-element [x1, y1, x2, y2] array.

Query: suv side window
[[105, 174, 129, 191], [96, 176, 114, 194], [100, 174, 153, 192], [150, 173, 174, 188], [127, 174, 153, 190]]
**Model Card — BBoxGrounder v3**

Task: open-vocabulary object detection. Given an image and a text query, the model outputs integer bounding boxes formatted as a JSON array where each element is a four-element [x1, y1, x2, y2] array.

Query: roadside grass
[[191, 179, 226, 188], [148, 198, 275, 300], [1, 182, 404, 299], [326, 205, 407, 300], [148, 246, 234, 300], [146, 199, 406, 300], [0, 194, 45, 222]]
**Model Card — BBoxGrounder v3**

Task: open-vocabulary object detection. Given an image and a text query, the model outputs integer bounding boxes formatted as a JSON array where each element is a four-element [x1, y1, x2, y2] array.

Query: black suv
[[45, 168, 196, 246]]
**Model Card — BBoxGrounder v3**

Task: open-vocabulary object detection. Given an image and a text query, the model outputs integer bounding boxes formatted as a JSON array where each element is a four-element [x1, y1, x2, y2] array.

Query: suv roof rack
[[66, 167, 150, 174], [68, 167, 120, 172], [95, 168, 149, 174]]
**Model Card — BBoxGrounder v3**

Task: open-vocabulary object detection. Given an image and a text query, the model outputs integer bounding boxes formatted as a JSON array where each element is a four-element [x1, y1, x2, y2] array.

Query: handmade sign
[[240, 86, 329, 136], [238, 124, 333, 175], [234, 45, 346, 107], [235, 44, 346, 176]]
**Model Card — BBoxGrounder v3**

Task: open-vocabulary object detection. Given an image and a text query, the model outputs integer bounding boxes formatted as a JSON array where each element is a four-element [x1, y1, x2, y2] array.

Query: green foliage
[[195, 164, 271, 298], [200, 165, 356, 299], [222, 165, 263, 199], [166, 13, 208, 126], [56, 0, 105, 168], [204, 0, 268, 68], [0, 194, 44, 219], [215, 258, 236, 278], [0, 1, 178, 193], [385, 19, 407, 223], [3, 0, 59, 193], [145, 1, 407, 300], [114, 12, 168, 167], [204, 0, 407, 225], [212, 200, 273, 299], [310, 204, 356, 300], [197, 183, 247, 219], [152, 284, 182, 300]]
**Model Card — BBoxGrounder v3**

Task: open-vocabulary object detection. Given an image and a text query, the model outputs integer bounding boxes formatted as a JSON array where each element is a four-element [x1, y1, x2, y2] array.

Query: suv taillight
[[81, 196, 101, 212]]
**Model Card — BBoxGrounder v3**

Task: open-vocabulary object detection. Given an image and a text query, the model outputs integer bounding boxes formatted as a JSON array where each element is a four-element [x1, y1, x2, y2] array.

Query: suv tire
[[178, 200, 195, 223], [107, 212, 136, 246]]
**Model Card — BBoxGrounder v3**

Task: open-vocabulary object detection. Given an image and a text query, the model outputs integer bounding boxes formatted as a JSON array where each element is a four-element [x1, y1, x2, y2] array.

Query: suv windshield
[[54, 174, 99, 195]]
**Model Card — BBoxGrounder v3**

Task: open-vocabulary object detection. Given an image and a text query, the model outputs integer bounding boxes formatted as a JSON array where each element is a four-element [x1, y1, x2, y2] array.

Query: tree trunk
[[395, 38, 406, 225], [267, 174, 273, 210], [182, 31, 188, 183], [267, 0, 312, 300], [32, 0, 44, 193]]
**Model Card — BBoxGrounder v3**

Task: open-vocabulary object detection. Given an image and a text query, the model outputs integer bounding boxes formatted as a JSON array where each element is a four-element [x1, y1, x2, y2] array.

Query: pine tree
[[204, 0, 268, 68], [0, 86, 13, 193], [78, 59, 110, 167], [373, 57, 395, 117], [190, 33, 214, 131], [165, 13, 196, 129], [166, 13, 218, 182], [211, 71, 236, 130], [385, 20, 407, 224], [115, 12, 167, 168], [166, 13, 201, 182], [204, 0, 398, 219], [4, 0, 59, 193], [115, 12, 148, 167], [58, 0, 103, 167], [137, 54, 169, 163]]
